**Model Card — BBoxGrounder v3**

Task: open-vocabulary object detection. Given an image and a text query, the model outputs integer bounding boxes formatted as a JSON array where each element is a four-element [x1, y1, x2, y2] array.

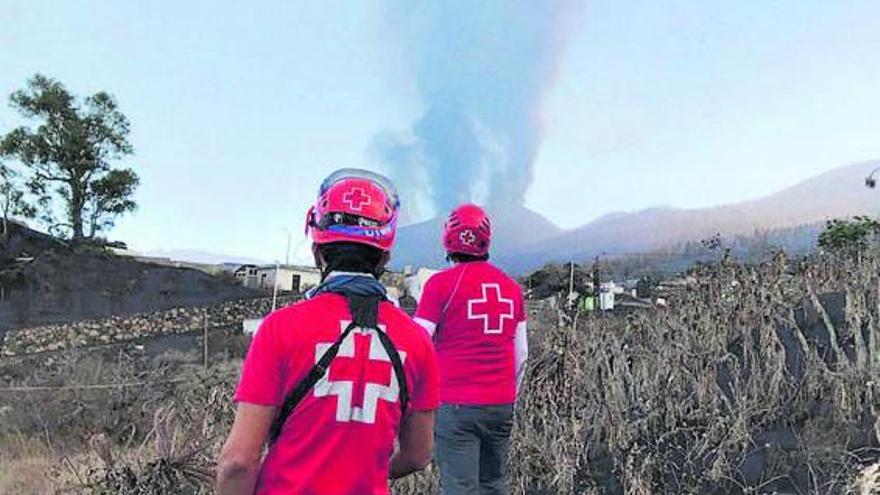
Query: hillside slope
[[498, 160, 880, 272], [393, 204, 562, 268], [0, 223, 257, 329]]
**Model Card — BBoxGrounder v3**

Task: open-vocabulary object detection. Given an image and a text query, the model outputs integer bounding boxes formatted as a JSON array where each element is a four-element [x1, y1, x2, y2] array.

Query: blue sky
[[1, 1, 878, 263]]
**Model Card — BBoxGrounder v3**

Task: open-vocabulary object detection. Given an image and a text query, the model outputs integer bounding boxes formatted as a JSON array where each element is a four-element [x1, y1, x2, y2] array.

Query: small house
[[599, 291, 615, 311], [234, 264, 260, 288], [253, 265, 322, 293], [235, 264, 322, 293]]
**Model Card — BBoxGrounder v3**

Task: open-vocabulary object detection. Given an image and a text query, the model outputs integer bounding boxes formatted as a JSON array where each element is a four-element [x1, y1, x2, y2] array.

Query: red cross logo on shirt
[[342, 187, 372, 212], [468, 283, 514, 335], [313, 322, 406, 424], [459, 229, 476, 246]]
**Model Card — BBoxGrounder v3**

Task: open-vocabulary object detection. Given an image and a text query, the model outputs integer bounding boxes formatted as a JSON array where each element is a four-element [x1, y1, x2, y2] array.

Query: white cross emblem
[[459, 230, 476, 246], [467, 283, 515, 334], [342, 187, 372, 211], [312, 321, 406, 424]]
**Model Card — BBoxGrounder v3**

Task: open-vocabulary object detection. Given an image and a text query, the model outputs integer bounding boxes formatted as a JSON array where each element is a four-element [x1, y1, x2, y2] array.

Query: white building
[[600, 281, 626, 295], [236, 264, 322, 293], [233, 264, 260, 288], [599, 291, 615, 311]]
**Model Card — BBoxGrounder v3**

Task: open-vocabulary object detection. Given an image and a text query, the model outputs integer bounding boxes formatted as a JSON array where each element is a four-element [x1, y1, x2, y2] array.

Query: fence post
[[203, 315, 209, 369]]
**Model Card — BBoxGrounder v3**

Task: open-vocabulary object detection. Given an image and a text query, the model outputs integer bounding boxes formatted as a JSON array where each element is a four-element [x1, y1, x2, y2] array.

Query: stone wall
[[0, 295, 301, 357]]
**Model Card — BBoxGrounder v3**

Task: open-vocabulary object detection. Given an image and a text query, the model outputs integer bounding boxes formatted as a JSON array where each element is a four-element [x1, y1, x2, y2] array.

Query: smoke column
[[374, 0, 581, 220]]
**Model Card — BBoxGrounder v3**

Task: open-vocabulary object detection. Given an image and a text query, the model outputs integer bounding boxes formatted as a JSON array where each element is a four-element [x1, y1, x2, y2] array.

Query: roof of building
[[233, 264, 259, 272], [614, 293, 655, 310], [254, 264, 321, 273]]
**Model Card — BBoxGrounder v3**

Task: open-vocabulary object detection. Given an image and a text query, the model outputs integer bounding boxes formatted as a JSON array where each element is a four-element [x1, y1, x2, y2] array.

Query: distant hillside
[[393, 204, 563, 268], [392, 160, 880, 273], [0, 223, 257, 330], [498, 161, 879, 272], [143, 249, 268, 266]]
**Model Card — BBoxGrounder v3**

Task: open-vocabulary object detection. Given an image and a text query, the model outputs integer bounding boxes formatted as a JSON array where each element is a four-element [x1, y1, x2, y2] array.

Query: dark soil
[[0, 223, 257, 329]]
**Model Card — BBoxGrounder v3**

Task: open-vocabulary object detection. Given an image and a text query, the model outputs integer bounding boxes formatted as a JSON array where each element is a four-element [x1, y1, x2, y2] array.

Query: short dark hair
[[446, 252, 489, 263], [317, 242, 385, 278]]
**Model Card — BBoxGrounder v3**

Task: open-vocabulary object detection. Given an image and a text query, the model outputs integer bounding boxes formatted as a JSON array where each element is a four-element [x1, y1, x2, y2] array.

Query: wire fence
[[0, 322, 244, 361], [0, 378, 191, 393], [0, 297, 550, 363], [0, 368, 241, 393], [0, 294, 306, 359]]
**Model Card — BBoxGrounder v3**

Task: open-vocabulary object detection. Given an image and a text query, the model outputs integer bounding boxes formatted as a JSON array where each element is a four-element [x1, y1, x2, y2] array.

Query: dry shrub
[[396, 252, 880, 494], [76, 362, 238, 494], [0, 349, 238, 494], [83, 408, 214, 494], [0, 350, 181, 450], [5, 252, 880, 494], [851, 463, 880, 495], [0, 434, 56, 495]]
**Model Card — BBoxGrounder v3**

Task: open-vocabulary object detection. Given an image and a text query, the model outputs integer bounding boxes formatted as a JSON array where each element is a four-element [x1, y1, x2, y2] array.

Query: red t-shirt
[[234, 293, 439, 495], [414, 261, 525, 405]]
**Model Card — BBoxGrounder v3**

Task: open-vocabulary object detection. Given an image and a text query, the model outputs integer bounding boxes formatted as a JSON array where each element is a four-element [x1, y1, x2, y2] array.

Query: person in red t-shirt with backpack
[[216, 169, 439, 495], [414, 204, 528, 495]]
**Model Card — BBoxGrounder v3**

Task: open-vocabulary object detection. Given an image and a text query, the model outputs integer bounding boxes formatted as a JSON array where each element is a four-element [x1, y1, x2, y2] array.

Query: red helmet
[[443, 204, 491, 257], [305, 169, 400, 251]]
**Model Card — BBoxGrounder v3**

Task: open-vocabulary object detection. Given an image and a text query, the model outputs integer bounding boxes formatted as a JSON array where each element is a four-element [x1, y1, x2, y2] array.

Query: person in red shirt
[[216, 169, 439, 495], [414, 204, 528, 495]]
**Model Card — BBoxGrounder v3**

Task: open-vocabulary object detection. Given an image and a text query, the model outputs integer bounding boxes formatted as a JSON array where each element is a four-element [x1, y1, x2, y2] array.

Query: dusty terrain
[[1, 252, 880, 494]]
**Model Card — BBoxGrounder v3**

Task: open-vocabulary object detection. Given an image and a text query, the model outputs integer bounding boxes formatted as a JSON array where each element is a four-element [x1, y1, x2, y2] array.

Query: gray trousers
[[435, 403, 515, 495]]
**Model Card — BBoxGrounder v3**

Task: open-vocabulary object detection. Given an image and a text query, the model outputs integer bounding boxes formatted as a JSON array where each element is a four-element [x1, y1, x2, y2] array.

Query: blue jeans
[[435, 403, 515, 495]]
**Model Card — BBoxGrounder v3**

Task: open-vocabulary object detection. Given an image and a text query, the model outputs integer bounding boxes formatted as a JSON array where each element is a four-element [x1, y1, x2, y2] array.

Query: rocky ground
[[2, 252, 880, 494], [0, 294, 299, 356]]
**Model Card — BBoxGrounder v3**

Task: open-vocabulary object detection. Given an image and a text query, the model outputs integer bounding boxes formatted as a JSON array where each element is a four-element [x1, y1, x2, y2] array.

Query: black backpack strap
[[267, 319, 358, 444], [346, 296, 410, 418], [376, 324, 410, 417], [267, 294, 410, 445]]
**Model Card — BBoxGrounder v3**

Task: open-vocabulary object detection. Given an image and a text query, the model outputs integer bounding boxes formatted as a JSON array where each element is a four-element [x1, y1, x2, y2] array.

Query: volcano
[[392, 204, 563, 269]]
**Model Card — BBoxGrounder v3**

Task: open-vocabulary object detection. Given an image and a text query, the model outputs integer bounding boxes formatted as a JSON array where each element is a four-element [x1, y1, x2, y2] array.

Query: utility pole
[[203, 315, 209, 368], [593, 255, 601, 309], [272, 260, 280, 312], [282, 228, 292, 265]]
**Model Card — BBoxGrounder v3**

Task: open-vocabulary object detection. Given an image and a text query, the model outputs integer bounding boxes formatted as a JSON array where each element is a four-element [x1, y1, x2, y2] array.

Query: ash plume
[[374, 0, 581, 221]]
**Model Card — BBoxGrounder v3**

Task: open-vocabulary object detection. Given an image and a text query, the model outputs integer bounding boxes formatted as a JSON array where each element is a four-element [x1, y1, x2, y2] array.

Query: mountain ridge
[[395, 160, 880, 273]]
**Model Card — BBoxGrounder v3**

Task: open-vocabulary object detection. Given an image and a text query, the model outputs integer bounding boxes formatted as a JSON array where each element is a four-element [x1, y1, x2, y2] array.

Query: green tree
[[818, 216, 880, 254], [85, 168, 139, 239], [0, 74, 139, 243], [0, 163, 37, 239]]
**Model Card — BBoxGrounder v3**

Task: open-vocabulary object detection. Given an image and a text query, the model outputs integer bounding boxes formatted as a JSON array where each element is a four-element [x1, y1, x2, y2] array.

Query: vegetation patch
[[2, 252, 880, 494]]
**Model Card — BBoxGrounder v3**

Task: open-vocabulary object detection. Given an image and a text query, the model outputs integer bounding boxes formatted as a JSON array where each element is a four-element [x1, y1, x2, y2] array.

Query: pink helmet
[[305, 169, 400, 251], [443, 204, 491, 257]]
